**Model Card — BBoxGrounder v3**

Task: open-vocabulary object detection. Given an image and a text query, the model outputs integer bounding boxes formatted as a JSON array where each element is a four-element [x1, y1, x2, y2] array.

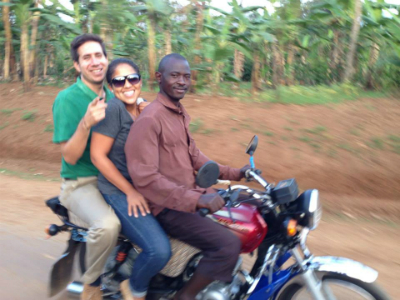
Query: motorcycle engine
[[196, 282, 231, 300], [196, 273, 244, 300]]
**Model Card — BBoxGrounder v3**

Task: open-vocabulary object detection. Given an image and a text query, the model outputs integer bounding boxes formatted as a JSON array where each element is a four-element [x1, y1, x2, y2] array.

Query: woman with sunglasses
[[91, 58, 171, 300]]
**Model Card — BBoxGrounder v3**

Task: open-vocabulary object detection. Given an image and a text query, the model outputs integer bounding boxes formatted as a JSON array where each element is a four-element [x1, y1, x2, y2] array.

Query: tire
[[276, 272, 390, 300]]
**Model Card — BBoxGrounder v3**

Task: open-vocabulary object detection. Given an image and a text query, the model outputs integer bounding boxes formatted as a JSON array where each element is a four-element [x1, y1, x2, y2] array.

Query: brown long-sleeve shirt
[[125, 93, 242, 215]]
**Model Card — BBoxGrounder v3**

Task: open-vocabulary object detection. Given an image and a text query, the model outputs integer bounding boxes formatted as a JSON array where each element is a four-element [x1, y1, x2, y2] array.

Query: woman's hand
[[138, 101, 150, 114], [127, 191, 151, 218]]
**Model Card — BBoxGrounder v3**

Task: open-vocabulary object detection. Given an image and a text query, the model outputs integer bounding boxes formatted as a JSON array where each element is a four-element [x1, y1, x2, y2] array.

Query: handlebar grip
[[198, 208, 210, 217]]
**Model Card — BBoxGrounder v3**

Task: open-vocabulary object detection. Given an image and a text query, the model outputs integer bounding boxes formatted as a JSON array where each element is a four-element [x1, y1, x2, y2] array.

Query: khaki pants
[[60, 176, 120, 284]]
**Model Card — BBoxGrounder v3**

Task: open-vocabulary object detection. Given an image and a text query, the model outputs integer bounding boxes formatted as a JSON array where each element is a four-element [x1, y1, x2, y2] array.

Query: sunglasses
[[111, 73, 141, 88]]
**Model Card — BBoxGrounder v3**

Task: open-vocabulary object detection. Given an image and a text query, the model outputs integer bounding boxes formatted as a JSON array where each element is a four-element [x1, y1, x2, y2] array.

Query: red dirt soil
[[1, 82, 400, 220], [1, 82, 399, 299]]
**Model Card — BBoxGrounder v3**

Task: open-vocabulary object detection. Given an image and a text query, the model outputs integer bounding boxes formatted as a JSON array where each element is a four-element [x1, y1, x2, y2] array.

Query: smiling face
[[73, 41, 108, 91], [156, 58, 191, 103], [111, 63, 142, 106]]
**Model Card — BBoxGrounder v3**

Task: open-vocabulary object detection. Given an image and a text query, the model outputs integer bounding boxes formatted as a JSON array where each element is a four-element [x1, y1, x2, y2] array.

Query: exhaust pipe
[[67, 281, 83, 295]]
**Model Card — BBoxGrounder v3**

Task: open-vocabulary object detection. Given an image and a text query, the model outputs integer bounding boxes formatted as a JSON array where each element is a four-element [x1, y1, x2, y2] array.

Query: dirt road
[[0, 174, 398, 299]]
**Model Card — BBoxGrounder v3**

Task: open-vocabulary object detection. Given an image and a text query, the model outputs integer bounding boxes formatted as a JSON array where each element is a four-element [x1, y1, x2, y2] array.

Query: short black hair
[[70, 34, 107, 62], [106, 58, 141, 85], [158, 53, 188, 73]]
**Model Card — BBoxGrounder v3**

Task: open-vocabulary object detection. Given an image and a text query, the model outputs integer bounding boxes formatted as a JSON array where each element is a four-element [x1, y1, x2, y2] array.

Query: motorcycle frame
[[246, 230, 379, 300]]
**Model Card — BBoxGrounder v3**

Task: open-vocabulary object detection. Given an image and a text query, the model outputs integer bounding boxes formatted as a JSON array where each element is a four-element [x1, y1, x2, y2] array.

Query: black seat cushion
[[45, 197, 69, 219]]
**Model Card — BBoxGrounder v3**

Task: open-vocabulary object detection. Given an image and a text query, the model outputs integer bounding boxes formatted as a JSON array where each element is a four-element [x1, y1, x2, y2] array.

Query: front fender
[[305, 256, 378, 283]]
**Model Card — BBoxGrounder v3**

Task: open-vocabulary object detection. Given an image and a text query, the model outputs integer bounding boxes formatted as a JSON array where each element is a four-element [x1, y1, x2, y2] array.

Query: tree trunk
[[234, 49, 245, 80], [164, 29, 172, 55], [190, 1, 205, 92], [100, 0, 112, 59], [286, 44, 295, 85], [365, 42, 380, 89], [330, 30, 341, 82], [272, 42, 284, 88], [29, 0, 41, 82], [343, 0, 362, 82], [21, 20, 31, 91], [251, 52, 261, 95], [2, 0, 12, 80], [43, 54, 48, 78], [147, 16, 157, 91]]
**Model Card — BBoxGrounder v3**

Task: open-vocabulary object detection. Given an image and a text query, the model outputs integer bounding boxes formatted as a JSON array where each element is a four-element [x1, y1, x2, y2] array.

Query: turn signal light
[[286, 219, 297, 237]]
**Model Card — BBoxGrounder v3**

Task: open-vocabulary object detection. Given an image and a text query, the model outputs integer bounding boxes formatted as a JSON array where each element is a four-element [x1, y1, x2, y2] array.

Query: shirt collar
[[76, 76, 113, 101], [156, 92, 188, 115]]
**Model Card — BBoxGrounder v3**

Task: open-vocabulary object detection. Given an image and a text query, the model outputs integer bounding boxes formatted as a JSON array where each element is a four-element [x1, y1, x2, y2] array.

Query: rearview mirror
[[196, 161, 220, 188], [246, 135, 258, 156]]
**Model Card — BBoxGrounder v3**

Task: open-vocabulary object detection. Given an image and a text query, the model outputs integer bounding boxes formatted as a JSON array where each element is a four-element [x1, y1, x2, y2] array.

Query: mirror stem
[[250, 156, 255, 169]]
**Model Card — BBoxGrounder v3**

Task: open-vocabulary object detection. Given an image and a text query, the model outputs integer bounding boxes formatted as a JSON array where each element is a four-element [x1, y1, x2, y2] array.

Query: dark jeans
[[156, 209, 241, 282], [102, 193, 171, 297]]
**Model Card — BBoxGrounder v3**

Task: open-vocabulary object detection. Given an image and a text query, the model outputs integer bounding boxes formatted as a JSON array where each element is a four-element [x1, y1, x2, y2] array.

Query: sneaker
[[81, 284, 102, 300]]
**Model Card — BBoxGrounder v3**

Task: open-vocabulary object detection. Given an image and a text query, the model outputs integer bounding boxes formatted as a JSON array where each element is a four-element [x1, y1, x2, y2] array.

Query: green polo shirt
[[52, 77, 114, 179]]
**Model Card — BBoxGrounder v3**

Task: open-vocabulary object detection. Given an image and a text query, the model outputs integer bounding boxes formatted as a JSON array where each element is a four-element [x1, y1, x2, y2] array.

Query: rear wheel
[[276, 272, 390, 300]]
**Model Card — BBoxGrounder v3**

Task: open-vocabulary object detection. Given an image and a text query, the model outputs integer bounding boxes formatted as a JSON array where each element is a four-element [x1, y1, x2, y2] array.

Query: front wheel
[[276, 272, 390, 300]]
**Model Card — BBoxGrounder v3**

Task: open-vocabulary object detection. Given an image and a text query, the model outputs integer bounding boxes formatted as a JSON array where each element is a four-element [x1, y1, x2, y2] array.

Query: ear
[[155, 72, 162, 84], [73, 61, 81, 73]]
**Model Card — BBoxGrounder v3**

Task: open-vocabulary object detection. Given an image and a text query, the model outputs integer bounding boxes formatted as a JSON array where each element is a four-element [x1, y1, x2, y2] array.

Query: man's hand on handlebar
[[197, 193, 225, 213], [239, 164, 252, 179]]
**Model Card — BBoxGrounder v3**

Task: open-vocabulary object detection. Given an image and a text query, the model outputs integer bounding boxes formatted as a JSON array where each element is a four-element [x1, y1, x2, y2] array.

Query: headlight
[[297, 189, 322, 230]]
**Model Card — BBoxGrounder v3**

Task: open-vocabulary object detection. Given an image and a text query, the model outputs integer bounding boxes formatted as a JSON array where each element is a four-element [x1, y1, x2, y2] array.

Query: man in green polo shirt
[[52, 34, 120, 300]]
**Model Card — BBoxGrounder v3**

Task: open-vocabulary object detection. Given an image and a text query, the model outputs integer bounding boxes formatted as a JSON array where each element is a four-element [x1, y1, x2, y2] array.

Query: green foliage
[[1, 0, 399, 92]]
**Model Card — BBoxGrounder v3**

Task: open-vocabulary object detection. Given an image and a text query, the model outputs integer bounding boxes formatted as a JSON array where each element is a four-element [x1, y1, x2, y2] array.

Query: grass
[[21, 110, 37, 122], [388, 135, 400, 143], [337, 143, 359, 154], [367, 137, 385, 150], [189, 118, 203, 133], [304, 125, 327, 135], [44, 124, 54, 132], [349, 128, 361, 136], [1, 108, 22, 116], [298, 136, 312, 143], [0, 122, 10, 130], [231, 127, 240, 132], [0, 168, 60, 182], [207, 83, 389, 105], [262, 131, 274, 137], [284, 126, 293, 131]]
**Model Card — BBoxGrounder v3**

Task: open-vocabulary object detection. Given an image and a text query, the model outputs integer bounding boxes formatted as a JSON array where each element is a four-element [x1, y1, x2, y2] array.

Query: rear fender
[[48, 236, 82, 297]]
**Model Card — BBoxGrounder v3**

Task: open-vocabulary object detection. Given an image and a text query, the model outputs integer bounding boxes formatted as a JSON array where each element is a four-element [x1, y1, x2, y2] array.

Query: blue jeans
[[102, 193, 171, 297]]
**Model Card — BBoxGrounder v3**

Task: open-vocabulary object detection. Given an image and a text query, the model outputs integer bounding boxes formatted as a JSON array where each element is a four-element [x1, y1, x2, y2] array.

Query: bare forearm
[[61, 119, 90, 165]]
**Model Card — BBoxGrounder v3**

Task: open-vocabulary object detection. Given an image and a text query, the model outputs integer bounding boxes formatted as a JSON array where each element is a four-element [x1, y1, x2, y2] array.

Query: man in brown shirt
[[125, 53, 249, 300]]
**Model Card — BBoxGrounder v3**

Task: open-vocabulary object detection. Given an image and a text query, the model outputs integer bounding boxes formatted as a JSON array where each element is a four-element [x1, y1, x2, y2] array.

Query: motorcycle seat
[[45, 197, 69, 219]]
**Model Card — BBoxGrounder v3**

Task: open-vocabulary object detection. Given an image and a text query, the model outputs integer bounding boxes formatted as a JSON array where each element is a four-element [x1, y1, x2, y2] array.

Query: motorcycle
[[45, 135, 391, 300]]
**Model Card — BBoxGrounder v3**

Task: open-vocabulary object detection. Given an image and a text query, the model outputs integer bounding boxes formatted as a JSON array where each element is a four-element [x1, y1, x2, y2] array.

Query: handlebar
[[245, 169, 269, 189]]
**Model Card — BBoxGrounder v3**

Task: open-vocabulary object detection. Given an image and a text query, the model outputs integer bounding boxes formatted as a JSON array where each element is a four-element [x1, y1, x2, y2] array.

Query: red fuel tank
[[211, 204, 267, 253]]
